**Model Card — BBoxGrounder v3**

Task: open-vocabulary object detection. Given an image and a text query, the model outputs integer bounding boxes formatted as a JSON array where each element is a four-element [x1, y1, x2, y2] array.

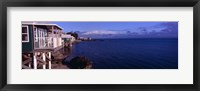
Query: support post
[[33, 52, 37, 69], [28, 63, 31, 68], [52, 26, 54, 48], [48, 52, 51, 69], [28, 53, 31, 68], [42, 52, 46, 69]]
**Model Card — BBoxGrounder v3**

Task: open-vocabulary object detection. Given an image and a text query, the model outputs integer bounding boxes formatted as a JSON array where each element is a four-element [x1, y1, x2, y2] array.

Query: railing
[[48, 34, 56, 37], [34, 37, 54, 49]]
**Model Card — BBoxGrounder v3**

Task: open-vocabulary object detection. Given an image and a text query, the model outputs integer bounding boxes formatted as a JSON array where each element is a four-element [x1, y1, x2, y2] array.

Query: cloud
[[78, 22, 178, 39], [159, 22, 178, 33], [82, 30, 122, 35], [123, 22, 178, 38], [150, 22, 178, 38]]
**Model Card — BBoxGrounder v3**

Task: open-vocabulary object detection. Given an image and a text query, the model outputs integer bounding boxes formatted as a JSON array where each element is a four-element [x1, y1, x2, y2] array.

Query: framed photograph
[[0, 0, 199, 91]]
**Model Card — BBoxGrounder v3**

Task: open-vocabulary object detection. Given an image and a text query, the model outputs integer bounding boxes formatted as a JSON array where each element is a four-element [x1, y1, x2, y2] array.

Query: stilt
[[42, 52, 46, 69], [28, 63, 31, 68], [33, 52, 37, 69], [48, 52, 51, 69], [28, 54, 31, 68]]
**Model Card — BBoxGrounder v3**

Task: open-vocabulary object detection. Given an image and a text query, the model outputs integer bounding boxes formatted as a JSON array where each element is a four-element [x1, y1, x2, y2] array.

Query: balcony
[[34, 37, 64, 52], [34, 37, 54, 49]]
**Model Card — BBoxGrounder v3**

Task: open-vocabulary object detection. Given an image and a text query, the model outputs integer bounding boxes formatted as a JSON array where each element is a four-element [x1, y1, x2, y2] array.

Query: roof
[[22, 22, 63, 30]]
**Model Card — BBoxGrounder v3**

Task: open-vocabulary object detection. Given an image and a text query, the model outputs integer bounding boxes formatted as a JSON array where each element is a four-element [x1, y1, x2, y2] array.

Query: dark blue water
[[66, 38, 178, 69]]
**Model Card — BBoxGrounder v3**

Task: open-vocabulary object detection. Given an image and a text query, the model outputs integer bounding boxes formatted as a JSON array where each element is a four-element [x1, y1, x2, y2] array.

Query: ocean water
[[65, 38, 178, 69]]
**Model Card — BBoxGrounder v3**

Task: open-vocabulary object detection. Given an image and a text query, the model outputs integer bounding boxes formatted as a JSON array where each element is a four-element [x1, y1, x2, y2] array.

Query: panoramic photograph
[[22, 21, 178, 69]]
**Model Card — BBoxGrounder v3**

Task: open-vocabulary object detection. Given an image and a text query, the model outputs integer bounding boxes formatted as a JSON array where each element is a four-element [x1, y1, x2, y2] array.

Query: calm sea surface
[[64, 38, 178, 69]]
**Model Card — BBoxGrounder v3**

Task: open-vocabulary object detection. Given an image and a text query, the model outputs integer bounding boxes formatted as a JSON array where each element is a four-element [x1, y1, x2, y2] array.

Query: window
[[34, 27, 38, 42], [22, 26, 29, 42]]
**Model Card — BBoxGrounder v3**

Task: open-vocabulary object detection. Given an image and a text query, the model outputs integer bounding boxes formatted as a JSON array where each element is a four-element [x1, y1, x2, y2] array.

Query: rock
[[67, 56, 92, 69]]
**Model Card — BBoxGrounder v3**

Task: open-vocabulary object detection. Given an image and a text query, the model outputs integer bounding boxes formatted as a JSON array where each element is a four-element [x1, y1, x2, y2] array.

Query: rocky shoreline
[[51, 47, 92, 69]]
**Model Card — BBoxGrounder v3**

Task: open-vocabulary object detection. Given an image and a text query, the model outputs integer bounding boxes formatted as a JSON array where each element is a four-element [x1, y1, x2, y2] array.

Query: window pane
[[22, 27, 27, 33], [22, 34, 28, 41]]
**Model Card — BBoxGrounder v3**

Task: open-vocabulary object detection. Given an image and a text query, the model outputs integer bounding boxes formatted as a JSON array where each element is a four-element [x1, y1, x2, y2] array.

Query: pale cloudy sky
[[52, 22, 178, 39]]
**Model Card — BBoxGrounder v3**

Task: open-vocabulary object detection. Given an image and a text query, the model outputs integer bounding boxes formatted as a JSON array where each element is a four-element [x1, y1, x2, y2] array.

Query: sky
[[51, 22, 178, 39]]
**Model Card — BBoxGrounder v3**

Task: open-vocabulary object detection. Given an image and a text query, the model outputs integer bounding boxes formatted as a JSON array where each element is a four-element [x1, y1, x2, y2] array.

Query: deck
[[22, 45, 66, 69]]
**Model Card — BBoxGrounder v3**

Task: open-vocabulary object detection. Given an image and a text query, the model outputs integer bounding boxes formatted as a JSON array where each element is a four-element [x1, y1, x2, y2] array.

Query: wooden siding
[[22, 25, 33, 52]]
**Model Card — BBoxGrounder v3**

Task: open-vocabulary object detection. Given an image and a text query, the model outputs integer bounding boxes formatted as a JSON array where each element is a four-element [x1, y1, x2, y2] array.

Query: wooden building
[[62, 33, 76, 47], [22, 23, 64, 69]]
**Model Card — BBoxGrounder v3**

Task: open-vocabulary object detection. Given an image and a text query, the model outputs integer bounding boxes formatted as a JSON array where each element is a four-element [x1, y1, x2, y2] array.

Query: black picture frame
[[0, 0, 199, 91]]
